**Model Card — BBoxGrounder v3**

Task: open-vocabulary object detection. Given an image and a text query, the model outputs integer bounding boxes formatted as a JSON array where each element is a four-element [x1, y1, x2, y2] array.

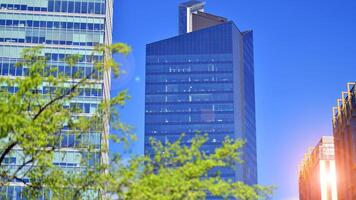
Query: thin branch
[[10, 158, 35, 179], [32, 69, 97, 121], [0, 142, 18, 166]]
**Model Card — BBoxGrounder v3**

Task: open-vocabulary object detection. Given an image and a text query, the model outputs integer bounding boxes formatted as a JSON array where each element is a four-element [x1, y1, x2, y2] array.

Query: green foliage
[[113, 135, 274, 200], [0, 44, 273, 200]]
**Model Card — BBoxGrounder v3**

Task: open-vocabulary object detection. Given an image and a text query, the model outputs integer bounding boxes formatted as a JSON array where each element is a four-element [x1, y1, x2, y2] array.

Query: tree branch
[[0, 142, 18, 166], [32, 69, 97, 121]]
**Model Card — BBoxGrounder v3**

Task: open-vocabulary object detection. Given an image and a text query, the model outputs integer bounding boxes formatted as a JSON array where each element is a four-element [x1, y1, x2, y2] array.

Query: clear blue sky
[[111, 0, 356, 199]]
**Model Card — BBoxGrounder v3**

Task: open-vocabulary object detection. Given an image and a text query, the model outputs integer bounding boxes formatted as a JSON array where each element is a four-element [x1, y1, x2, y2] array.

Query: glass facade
[[145, 18, 257, 198], [0, 0, 113, 199]]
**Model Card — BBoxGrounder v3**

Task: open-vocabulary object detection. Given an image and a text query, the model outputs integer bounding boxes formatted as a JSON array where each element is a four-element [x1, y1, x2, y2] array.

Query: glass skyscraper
[[144, 0, 257, 194], [0, 0, 113, 198]]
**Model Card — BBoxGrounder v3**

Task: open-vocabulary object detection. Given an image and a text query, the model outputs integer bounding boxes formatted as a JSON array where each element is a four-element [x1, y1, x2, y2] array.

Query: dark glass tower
[[145, 0, 257, 189]]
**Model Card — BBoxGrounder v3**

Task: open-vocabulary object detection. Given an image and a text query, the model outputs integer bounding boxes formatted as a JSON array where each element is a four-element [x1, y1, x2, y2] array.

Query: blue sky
[[111, 0, 356, 199]]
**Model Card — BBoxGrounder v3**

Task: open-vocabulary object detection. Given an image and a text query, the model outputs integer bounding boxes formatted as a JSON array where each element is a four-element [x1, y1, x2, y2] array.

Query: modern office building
[[0, 0, 113, 198], [144, 0, 257, 192], [332, 82, 356, 200], [298, 136, 338, 200]]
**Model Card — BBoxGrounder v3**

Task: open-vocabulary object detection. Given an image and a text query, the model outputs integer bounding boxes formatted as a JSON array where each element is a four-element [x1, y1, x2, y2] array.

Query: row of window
[[146, 61, 232, 67], [146, 73, 233, 83], [146, 83, 233, 94], [1, 86, 103, 98], [145, 144, 236, 158], [1, 1, 105, 14], [146, 71, 234, 76], [146, 56, 233, 64], [44, 53, 103, 62], [145, 103, 234, 113], [146, 93, 233, 103], [2, 54, 103, 64], [146, 123, 234, 134], [0, 19, 105, 31], [145, 133, 234, 144], [53, 151, 101, 167], [146, 80, 232, 85], [145, 121, 234, 126], [0, 186, 37, 200], [0, 63, 103, 80], [48, 87, 103, 97], [69, 102, 99, 114], [53, 162, 79, 167], [146, 111, 233, 116], [146, 91, 233, 96], [0, 36, 101, 47], [2, 157, 16, 165], [0, 87, 101, 112], [146, 64, 232, 73], [145, 113, 234, 123], [59, 133, 101, 149], [48, 1, 106, 14], [61, 123, 102, 132]]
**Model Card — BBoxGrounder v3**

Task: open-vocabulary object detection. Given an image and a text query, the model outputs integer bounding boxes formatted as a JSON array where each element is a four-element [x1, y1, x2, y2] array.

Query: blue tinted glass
[[61, 1, 67, 12], [6, 20, 12, 26], [81, 2, 87, 13], [102, 3, 106, 14], [55, 1, 61, 12], [2, 63, 9, 75], [80, 23, 86, 29], [75, 2, 81, 13], [95, 3, 101, 14], [47, 21, 53, 28], [54, 22, 60, 28], [145, 22, 257, 187], [67, 22, 73, 28], [32, 37, 38, 43], [33, 21, 39, 27], [15, 66, 22, 76], [68, 1, 74, 13], [61, 134, 68, 147], [12, 20, 19, 26], [88, 3, 95, 14], [84, 104, 90, 113], [27, 20, 32, 26], [40, 21, 46, 27], [68, 134, 75, 146], [74, 23, 80, 29]]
